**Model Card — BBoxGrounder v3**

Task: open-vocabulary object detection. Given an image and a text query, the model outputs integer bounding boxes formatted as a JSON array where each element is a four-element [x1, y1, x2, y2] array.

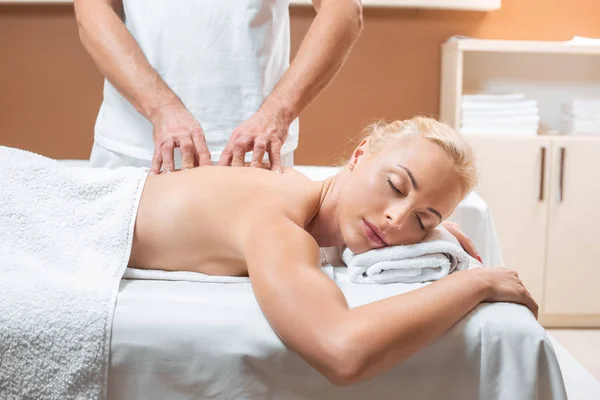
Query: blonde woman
[[128, 116, 538, 385]]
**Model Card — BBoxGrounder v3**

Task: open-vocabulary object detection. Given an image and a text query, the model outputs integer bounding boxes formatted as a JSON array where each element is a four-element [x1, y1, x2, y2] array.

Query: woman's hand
[[472, 268, 539, 318], [442, 221, 482, 263]]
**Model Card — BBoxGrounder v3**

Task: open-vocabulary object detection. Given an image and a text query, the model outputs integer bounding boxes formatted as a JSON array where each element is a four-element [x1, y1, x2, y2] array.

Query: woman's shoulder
[[246, 167, 323, 227]]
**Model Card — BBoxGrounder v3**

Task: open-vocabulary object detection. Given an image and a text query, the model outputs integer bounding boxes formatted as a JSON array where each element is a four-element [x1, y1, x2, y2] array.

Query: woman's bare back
[[128, 166, 322, 276]]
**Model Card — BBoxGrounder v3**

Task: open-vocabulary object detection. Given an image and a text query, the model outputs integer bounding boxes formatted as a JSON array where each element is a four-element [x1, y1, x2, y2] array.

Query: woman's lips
[[363, 219, 387, 247]]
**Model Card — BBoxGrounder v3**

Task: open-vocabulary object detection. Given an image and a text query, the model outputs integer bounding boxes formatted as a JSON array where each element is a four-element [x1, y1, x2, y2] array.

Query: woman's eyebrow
[[395, 165, 441, 223], [396, 165, 419, 190], [427, 207, 442, 223]]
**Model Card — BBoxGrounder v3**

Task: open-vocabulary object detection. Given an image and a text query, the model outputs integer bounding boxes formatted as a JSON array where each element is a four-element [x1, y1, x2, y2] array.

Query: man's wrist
[[259, 94, 297, 126], [146, 93, 185, 125], [148, 101, 186, 125]]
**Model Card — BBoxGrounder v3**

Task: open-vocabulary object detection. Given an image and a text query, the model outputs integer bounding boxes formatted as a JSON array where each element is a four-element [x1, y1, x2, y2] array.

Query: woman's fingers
[[443, 221, 481, 261]]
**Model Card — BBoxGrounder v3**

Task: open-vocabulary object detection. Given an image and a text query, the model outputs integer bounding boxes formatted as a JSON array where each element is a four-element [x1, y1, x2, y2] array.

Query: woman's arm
[[245, 218, 538, 386]]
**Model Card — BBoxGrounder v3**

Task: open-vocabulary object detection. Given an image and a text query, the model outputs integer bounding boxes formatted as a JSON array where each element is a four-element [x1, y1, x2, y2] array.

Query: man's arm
[[263, 0, 363, 122], [245, 218, 538, 386], [74, 0, 179, 124], [219, 0, 363, 170], [74, 0, 212, 172]]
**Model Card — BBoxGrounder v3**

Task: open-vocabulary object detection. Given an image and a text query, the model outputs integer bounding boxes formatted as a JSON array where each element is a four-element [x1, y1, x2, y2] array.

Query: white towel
[[0, 146, 148, 399], [342, 227, 471, 284], [461, 99, 537, 111], [123, 265, 337, 282]]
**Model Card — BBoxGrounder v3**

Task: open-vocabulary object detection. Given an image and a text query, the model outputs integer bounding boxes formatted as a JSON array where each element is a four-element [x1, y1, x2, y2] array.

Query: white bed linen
[[55, 161, 579, 399], [109, 269, 567, 400]]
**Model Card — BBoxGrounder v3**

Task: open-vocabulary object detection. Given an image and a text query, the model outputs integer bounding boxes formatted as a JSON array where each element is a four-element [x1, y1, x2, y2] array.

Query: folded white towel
[[461, 99, 537, 111], [461, 93, 526, 102], [0, 146, 148, 399], [562, 98, 600, 117], [342, 227, 471, 284], [461, 115, 540, 124], [462, 106, 539, 117]]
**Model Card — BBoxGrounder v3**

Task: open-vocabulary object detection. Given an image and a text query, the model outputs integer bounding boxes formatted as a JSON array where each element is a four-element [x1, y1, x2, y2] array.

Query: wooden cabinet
[[467, 135, 600, 327], [466, 136, 550, 306], [543, 138, 600, 324]]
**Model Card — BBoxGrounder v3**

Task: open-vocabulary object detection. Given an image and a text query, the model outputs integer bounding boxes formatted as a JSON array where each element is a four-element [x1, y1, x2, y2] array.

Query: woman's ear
[[348, 139, 369, 171]]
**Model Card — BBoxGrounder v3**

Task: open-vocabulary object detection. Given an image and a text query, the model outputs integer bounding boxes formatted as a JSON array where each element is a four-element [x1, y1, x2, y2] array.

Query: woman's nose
[[385, 206, 410, 229]]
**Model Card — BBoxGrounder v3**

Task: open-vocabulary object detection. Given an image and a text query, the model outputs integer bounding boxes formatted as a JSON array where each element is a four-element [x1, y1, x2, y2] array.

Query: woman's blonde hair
[[355, 116, 477, 197]]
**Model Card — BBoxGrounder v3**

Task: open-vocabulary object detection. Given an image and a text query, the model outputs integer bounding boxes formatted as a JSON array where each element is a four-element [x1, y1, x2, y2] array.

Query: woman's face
[[338, 136, 464, 254]]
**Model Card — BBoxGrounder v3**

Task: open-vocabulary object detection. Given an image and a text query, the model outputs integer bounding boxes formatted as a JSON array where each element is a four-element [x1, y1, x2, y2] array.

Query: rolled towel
[[342, 226, 471, 284]]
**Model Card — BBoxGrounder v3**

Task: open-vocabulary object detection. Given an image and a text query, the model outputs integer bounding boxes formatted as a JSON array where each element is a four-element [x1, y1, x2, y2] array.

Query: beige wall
[[2, 1, 600, 164]]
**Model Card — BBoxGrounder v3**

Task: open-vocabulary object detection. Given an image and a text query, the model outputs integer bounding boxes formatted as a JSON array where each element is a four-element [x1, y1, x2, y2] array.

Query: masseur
[[74, 0, 364, 172]]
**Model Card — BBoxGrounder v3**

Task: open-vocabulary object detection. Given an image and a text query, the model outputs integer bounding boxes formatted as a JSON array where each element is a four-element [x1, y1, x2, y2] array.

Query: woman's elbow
[[317, 335, 367, 386], [325, 359, 363, 387]]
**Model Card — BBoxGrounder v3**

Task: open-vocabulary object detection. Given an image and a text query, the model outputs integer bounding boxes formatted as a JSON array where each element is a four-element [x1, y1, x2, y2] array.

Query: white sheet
[[109, 270, 567, 399], [55, 161, 576, 399]]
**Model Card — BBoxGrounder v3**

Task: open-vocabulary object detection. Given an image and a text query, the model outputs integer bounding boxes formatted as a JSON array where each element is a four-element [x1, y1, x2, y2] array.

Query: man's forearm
[[261, 0, 363, 123], [74, 0, 183, 123]]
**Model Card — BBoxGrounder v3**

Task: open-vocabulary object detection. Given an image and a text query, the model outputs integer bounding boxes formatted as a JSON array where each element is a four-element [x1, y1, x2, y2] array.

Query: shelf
[[0, 0, 502, 11], [440, 39, 600, 134], [444, 38, 600, 55]]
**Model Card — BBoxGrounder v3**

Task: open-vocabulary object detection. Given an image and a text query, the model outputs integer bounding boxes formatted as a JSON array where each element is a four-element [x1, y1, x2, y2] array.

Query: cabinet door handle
[[558, 147, 566, 202], [539, 147, 546, 201]]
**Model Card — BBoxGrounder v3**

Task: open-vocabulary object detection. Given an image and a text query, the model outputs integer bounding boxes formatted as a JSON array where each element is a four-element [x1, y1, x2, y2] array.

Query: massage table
[[57, 161, 598, 399]]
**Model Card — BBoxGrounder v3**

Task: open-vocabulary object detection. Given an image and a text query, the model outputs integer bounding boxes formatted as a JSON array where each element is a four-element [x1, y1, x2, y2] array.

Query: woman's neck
[[305, 167, 351, 248]]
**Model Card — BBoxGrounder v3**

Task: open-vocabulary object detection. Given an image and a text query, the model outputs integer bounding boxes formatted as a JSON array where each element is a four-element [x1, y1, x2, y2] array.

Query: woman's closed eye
[[415, 213, 425, 232], [386, 177, 404, 196], [387, 177, 425, 232]]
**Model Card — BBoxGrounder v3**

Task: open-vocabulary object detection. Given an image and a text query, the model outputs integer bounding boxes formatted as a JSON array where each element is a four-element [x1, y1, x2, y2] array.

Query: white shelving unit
[[0, 0, 502, 11], [440, 38, 600, 134]]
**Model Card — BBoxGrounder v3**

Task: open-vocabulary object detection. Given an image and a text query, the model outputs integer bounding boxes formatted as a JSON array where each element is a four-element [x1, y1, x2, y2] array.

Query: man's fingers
[[180, 138, 195, 170], [151, 147, 163, 175], [218, 143, 234, 167], [268, 140, 283, 173], [232, 136, 251, 167], [192, 131, 212, 167], [250, 138, 267, 168], [161, 138, 176, 173]]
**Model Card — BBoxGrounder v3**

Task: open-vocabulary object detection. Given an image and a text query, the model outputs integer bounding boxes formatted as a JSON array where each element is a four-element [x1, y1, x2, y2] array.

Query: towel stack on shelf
[[460, 93, 540, 135], [561, 97, 600, 136]]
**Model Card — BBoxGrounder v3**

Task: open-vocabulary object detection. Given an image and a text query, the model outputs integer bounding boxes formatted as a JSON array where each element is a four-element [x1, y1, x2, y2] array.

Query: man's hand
[[218, 106, 290, 173], [442, 221, 482, 263], [150, 105, 212, 174]]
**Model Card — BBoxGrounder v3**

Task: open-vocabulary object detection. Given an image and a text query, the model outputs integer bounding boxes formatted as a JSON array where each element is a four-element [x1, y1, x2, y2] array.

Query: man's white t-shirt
[[93, 0, 299, 163]]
